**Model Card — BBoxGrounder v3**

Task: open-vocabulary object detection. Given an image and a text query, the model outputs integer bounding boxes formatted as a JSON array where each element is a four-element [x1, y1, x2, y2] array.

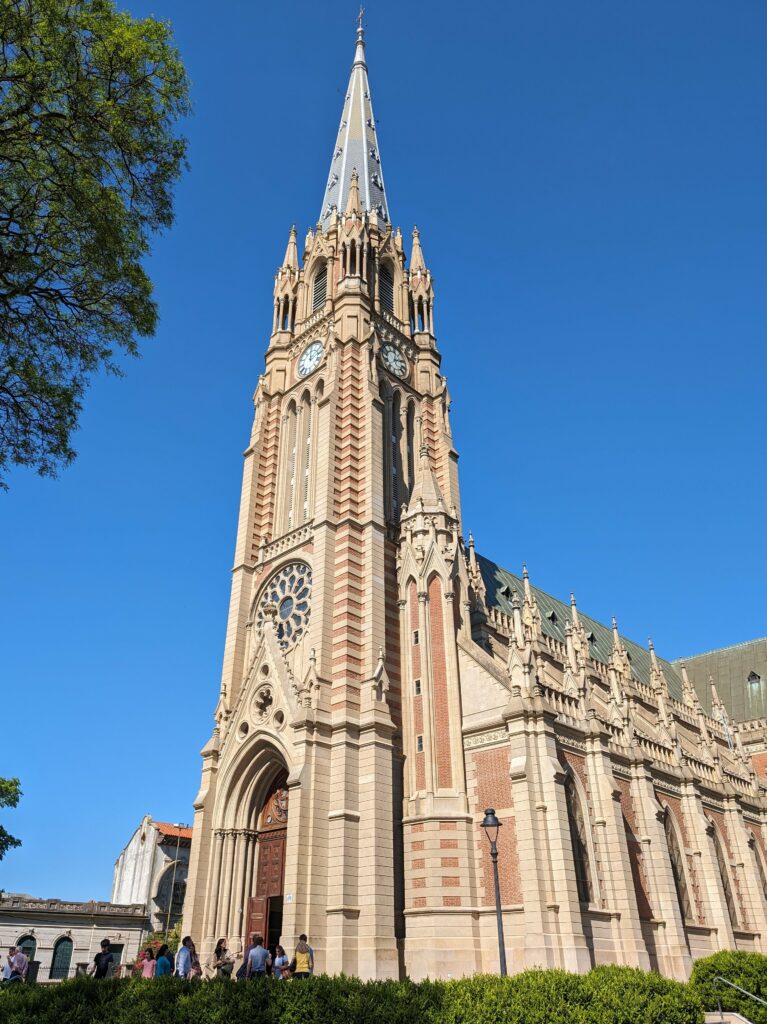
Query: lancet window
[[564, 773, 593, 904], [281, 390, 317, 531], [751, 835, 767, 908], [712, 826, 739, 929], [312, 262, 327, 311], [664, 809, 693, 923], [379, 262, 394, 313]]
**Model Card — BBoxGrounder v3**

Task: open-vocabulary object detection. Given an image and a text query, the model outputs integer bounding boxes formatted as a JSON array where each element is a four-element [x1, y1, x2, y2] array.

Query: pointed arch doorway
[[246, 770, 289, 951]]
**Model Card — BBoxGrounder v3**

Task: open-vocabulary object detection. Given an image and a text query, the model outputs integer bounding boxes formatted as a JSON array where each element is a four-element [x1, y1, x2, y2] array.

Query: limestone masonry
[[183, 24, 767, 980]]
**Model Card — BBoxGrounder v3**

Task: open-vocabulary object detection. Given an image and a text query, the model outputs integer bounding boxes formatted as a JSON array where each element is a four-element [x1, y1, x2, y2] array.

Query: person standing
[[292, 936, 313, 979], [140, 948, 156, 978], [174, 936, 193, 978], [245, 935, 271, 979], [8, 946, 28, 982], [155, 945, 172, 977], [212, 938, 234, 978], [91, 939, 114, 979], [272, 944, 289, 980], [2, 948, 14, 982]]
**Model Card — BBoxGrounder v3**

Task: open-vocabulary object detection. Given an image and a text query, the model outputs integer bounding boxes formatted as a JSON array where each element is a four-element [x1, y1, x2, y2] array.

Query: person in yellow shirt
[[291, 935, 313, 979]]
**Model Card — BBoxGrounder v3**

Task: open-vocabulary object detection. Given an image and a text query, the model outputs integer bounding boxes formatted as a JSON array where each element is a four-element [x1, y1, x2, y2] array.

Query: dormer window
[[748, 671, 762, 693]]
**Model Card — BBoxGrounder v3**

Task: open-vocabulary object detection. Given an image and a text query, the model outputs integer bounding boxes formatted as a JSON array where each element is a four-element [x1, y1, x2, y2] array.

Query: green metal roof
[[674, 638, 767, 722], [477, 554, 684, 702]]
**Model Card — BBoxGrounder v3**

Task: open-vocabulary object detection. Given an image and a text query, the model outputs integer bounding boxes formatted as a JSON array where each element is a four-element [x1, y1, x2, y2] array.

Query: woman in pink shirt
[[140, 948, 156, 978]]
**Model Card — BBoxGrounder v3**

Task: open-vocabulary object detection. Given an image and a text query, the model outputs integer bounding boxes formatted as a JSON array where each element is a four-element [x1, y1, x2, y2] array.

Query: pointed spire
[[648, 636, 659, 673], [406, 428, 443, 512], [282, 225, 298, 270], [411, 226, 425, 271], [522, 563, 532, 603], [570, 592, 580, 630], [319, 18, 389, 227], [345, 168, 361, 216]]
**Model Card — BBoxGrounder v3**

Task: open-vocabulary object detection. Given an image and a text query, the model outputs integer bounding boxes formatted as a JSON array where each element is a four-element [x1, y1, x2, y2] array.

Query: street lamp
[[481, 808, 508, 977], [165, 823, 189, 934]]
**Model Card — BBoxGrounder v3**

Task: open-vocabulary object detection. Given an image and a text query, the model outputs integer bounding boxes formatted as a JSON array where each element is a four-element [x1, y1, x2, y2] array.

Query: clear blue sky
[[1, 0, 765, 901]]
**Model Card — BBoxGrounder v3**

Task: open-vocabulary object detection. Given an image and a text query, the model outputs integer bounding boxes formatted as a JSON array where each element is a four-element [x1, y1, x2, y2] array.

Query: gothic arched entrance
[[246, 770, 289, 950]]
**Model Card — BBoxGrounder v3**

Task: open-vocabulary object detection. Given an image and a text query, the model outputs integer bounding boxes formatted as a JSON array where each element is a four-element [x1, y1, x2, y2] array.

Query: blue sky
[[1, 0, 765, 900]]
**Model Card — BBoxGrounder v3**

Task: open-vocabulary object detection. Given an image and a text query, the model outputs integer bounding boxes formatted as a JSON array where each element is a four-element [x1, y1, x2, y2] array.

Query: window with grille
[[379, 263, 394, 313], [17, 935, 36, 960], [49, 937, 73, 980], [565, 773, 593, 904], [312, 264, 327, 311]]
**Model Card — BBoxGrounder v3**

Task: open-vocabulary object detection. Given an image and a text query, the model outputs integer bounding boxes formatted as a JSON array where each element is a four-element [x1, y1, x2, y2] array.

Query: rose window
[[257, 562, 312, 649]]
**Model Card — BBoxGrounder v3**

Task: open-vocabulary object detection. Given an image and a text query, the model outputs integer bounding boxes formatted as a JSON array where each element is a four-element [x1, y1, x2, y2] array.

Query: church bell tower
[[183, 21, 477, 979]]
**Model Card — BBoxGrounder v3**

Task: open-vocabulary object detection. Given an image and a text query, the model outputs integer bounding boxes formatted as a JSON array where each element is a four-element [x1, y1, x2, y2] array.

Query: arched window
[[409, 295, 415, 334], [283, 401, 298, 530], [390, 390, 402, 522], [300, 390, 312, 523], [349, 240, 357, 276], [49, 936, 73, 980], [712, 826, 739, 929], [406, 401, 415, 498], [379, 262, 394, 313], [665, 809, 693, 923], [750, 835, 767, 908], [311, 263, 327, 312], [16, 935, 36, 960], [564, 773, 593, 904], [417, 298, 425, 332], [281, 296, 290, 331]]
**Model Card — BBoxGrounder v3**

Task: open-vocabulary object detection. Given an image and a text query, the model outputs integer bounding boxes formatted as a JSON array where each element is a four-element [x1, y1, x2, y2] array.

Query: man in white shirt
[[174, 936, 193, 978]]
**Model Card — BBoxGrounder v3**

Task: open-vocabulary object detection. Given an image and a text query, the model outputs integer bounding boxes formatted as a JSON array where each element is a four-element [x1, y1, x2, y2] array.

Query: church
[[183, 24, 767, 981]]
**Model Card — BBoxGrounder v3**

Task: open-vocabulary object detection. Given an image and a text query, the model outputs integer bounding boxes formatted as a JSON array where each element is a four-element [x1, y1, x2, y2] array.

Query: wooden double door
[[245, 772, 288, 952]]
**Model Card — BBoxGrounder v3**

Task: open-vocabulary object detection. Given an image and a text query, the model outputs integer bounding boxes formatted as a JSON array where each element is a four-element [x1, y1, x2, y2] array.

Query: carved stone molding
[[463, 729, 508, 751]]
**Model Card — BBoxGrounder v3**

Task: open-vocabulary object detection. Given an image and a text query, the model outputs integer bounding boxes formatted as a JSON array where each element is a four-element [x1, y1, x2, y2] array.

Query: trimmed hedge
[[690, 950, 767, 1024], [0, 965, 703, 1024]]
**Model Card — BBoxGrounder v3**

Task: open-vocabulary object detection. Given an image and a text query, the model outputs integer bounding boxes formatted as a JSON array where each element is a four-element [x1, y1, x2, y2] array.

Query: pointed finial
[[281, 224, 298, 270], [570, 592, 581, 629], [648, 636, 659, 672], [345, 168, 361, 215], [410, 225, 425, 271], [353, 9, 367, 67]]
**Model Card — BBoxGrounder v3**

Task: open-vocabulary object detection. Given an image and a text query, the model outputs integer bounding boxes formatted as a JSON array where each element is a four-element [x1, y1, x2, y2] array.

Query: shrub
[[0, 967, 704, 1024], [690, 950, 767, 1024]]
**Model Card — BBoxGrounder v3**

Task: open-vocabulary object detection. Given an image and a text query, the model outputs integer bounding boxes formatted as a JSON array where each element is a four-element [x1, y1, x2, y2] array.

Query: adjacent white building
[[0, 893, 145, 981], [112, 816, 192, 933]]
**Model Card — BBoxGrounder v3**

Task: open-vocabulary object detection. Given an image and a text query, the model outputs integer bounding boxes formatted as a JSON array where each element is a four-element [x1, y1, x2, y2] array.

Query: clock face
[[297, 341, 324, 377], [380, 343, 408, 379]]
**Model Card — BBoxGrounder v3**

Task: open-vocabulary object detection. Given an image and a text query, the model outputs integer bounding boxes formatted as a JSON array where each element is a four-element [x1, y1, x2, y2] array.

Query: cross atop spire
[[319, 19, 390, 228]]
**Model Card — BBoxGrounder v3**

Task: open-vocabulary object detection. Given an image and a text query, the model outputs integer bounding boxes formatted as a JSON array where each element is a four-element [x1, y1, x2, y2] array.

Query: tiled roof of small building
[[478, 553, 684, 701], [152, 822, 193, 841]]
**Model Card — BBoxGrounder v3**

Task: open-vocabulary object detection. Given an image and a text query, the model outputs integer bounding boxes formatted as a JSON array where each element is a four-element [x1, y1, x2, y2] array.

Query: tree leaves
[[0, 776, 22, 861], [0, 0, 190, 488]]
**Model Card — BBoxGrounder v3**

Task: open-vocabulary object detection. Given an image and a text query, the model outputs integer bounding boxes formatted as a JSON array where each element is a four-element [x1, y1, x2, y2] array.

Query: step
[[705, 1013, 755, 1024]]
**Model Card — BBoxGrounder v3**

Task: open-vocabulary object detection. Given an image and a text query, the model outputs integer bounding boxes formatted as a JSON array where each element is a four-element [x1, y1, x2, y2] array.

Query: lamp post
[[481, 808, 507, 977], [165, 824, 188, 934]]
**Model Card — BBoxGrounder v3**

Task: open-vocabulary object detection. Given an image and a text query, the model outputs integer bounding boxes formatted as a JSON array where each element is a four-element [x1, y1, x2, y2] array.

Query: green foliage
[[0, 776, 22, 861], [0, 0, 190, 489], [690, 950, 767, 1024], [0, 966, 704, 1024]]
